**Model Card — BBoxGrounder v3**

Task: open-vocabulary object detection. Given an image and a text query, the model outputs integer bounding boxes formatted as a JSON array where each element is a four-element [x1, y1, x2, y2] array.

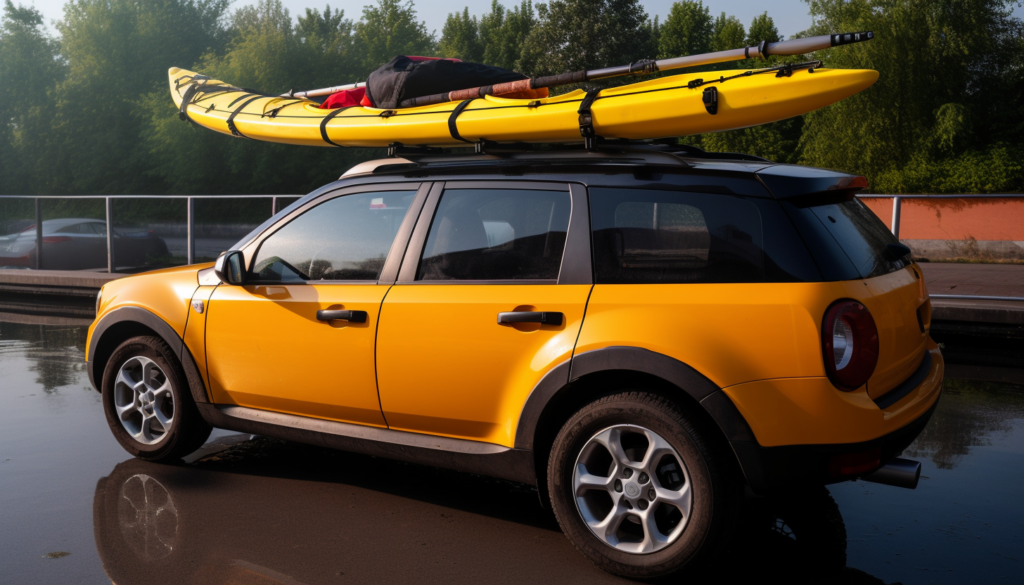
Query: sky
[[20, 0, 819, 39]]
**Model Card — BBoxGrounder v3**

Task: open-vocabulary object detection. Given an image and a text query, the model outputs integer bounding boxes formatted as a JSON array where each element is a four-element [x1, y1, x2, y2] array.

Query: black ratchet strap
[[179, 84, 200, 121], [320, 107, 350, 147], [227, 93, 259, 108], [226, 96, 264, 138], [179, 82, 243, 121], [448, 99, 475, 142], [578, 88, 602, 149]]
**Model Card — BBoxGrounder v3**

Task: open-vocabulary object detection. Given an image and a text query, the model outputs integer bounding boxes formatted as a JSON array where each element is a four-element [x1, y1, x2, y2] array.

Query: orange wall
[[861, 197, 1024, 241]]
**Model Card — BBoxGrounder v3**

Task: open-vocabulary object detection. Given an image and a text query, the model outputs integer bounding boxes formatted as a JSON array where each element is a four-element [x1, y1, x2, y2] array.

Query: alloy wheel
[[573, 424, 693, 554], [113, 356, 174, 445]]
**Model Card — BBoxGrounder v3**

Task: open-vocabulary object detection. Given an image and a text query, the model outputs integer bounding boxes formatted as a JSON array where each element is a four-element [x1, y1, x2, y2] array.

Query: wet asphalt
[[1, 319, 1022, 585]]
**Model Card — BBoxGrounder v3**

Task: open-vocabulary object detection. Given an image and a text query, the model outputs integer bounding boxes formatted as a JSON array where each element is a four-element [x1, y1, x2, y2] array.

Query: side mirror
[[214, 250, 246, 285]]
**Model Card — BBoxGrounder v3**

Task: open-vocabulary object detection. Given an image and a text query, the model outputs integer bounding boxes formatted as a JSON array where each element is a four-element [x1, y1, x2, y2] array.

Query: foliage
[[439, 8, 482, 62], [0, 1, 64, 194], [142, 0, 375, 195], [0, 0, 1021, 197], [518, 0, 655, 77], [712, 13, 745, 52], [797, 0, 1024, 193], [353, 0, 435, 71], [659, 1, 713, 59], [479, 1, 537, 71]]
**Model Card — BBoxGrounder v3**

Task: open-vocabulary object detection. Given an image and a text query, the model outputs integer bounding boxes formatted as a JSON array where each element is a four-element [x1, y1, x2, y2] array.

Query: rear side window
[[251, 190, 416, 282], [418, 188, 570, 281], [809, 199, 907, 278], [590, 188, 763, 284]]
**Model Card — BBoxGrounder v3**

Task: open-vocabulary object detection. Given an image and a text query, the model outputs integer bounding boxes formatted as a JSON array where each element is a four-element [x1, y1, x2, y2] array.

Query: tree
[[479, 0, 536, 71], [353, 0, 436, 73], [797, 0, 1024, 193], [141, 0, 372, 195], [659, 1, 713, 59], [47, 0, 230, 195], [0, 2, 64, 194], [746, 11, 781, 45], [712, 12, 744, 52], [519, 0, 655, 78], [440, 8, 482, 62]]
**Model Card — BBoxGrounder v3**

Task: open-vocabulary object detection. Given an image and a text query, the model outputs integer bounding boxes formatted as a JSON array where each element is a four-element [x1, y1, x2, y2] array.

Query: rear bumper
[[725, 342, 943, 494], [733, 396, 938, 494]]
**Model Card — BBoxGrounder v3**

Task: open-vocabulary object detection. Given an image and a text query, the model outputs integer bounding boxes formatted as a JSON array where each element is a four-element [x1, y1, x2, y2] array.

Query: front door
[[205, 187, 422, 427], [376, 183, 593, 446]]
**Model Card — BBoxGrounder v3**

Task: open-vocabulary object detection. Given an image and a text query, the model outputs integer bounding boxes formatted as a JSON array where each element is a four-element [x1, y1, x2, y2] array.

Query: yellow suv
[[86, 145, 942, 579]]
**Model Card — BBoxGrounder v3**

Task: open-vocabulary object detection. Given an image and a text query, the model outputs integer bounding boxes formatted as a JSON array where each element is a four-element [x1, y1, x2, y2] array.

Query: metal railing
[[0, 195, 299, 273], [3, 193, 1021, 275], [856, 194, 1022, 239]]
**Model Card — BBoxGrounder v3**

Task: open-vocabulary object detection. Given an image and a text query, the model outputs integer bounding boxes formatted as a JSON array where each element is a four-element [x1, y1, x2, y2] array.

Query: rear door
[[375, 182, 593, 446], [205, 184, 427, 426]]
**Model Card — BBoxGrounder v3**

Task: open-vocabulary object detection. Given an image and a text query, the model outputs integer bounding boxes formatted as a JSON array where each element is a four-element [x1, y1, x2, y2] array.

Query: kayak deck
[[169, 65, 878, 148]]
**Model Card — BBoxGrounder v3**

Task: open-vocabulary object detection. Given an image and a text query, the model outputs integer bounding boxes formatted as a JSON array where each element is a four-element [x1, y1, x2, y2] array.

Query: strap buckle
[[578, 88, 602, 148]]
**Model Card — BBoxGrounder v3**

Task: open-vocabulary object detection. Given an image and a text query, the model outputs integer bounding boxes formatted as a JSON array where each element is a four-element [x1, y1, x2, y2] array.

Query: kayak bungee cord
[[279, 32, 872, 104], [398, 32, 872, 108]]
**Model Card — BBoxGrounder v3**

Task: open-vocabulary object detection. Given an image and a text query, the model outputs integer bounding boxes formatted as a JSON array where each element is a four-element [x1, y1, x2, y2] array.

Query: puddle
[[1, 319, 1022, 584]]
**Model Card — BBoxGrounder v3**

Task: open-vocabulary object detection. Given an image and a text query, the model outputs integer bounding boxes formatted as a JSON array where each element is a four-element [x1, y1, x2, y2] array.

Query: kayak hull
[[168, 66, 878, 148]]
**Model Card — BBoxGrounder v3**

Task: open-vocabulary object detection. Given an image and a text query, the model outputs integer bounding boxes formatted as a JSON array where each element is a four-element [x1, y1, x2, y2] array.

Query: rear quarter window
[[808, 199, 908, 279], [589, 188, 764, 284]]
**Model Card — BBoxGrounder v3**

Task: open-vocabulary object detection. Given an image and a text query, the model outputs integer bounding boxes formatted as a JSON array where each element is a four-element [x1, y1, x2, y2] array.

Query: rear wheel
[[101, 336, 211, 461], [547, 391, 740, 579]]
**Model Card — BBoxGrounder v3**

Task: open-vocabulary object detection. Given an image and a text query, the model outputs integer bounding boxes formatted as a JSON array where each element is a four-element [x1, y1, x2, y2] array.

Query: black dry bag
[[365, 56, 529, 109]]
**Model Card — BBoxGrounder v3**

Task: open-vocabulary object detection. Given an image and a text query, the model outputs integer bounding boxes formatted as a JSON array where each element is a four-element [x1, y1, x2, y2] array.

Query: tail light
[[822, 300, 879, 391]]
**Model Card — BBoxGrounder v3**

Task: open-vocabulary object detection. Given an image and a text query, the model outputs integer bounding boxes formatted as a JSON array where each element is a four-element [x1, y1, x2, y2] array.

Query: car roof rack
[[343, 140, 773, 177]]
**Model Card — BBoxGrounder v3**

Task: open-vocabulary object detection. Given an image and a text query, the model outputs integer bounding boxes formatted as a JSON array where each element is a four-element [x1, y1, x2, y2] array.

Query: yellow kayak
[[168, 65, 877, 147]]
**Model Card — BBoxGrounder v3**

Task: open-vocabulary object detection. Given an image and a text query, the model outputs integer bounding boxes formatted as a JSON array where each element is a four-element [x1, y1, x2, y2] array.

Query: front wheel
[[101, 336, 211, 461], [547, 391, 740, 579]]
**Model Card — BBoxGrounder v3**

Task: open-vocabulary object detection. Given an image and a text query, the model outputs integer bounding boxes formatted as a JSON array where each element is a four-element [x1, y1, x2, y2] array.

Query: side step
[[196, 404, 536, 485]]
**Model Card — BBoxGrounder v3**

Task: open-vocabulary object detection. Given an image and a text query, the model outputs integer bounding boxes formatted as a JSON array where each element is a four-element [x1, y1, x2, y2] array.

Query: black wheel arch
[[88, 306, 209, 405], [517, 346, 767, 499]]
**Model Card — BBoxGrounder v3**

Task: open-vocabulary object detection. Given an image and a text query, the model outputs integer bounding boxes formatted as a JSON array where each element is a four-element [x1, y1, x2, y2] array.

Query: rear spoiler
[[756, 165, 868, 203]]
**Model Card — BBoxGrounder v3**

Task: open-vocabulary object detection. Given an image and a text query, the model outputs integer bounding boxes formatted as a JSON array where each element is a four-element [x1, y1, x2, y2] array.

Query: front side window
[[590, 188, 764, 284], [251, 190, 416, 282], [417, 188, 571, 281]]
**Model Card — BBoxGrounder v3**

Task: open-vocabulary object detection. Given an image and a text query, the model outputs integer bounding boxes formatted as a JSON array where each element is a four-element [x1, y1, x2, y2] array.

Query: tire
[[101, 335, 211, 461], [547, 391, 741, 579]]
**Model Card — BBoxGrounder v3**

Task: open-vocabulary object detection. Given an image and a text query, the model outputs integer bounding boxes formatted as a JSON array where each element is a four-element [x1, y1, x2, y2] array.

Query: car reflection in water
[[0, 218, 169, 270], [93, 437, 887, 585]]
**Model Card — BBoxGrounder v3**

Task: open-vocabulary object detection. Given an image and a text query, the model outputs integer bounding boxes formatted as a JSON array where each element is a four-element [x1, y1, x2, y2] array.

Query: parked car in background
[[0, 218, 169, 270]]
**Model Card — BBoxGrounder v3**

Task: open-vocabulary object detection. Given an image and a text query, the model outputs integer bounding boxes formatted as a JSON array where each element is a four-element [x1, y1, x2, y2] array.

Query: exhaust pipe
[[861, 457, 921, 489]]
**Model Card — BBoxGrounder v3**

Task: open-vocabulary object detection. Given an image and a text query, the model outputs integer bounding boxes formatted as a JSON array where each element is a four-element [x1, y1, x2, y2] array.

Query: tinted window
[[809, 199, 906, 278], [56, 222, 98, 235], [418, 188, 570, 281], [251, 190, 416, 282], [590, 188, 763, 284]]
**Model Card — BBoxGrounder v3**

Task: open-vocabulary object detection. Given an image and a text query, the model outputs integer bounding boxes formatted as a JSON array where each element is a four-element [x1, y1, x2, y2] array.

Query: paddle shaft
[[399, 31, 873, 108], [283, 82, 366, 99]]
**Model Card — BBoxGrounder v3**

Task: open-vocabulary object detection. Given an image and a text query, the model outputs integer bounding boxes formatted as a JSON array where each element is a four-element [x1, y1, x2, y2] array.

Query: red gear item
[[320, 87, 366, 109]]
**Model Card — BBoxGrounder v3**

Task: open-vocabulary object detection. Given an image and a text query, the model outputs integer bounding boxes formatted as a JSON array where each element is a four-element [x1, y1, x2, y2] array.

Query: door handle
[[316, 309, 368, 323], [497, 311, 563, 326]]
